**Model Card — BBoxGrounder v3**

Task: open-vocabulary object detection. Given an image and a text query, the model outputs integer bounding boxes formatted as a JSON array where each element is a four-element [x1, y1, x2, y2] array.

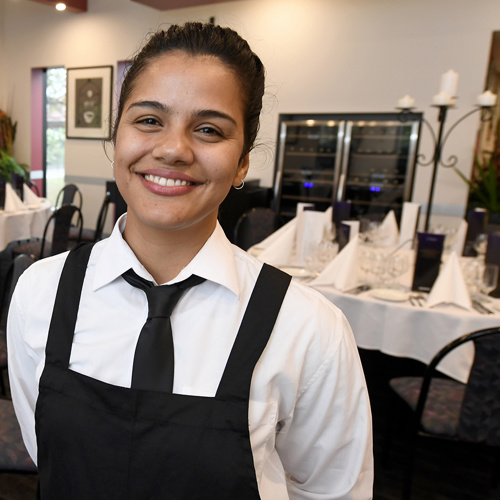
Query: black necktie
[[122, 269, 205, 392]]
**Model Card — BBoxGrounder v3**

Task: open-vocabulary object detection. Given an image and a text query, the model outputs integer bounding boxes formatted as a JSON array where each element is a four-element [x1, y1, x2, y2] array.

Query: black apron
[[35, 243, 291, 499]]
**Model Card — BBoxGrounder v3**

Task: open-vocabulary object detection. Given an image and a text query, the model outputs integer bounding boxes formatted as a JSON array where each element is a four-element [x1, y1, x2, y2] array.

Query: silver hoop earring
[[234, 180, 245, 190], [111, 161, 114, 170]]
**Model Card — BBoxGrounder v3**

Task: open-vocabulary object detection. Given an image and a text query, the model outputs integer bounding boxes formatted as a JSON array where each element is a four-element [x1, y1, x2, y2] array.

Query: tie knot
[[123, 269, 205, 319]]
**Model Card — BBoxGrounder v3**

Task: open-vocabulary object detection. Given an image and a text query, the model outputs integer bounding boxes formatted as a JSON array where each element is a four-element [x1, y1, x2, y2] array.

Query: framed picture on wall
[[66, 65, 113, 140]]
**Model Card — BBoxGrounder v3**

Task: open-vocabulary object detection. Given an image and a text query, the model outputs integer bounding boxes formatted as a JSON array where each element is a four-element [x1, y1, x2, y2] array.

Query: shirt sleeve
[[7, 274, 43, 464], [275, 312, 373, 500]]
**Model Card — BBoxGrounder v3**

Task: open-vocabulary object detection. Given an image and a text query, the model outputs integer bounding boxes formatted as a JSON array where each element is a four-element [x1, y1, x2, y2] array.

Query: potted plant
[[453, 150, 500, 223], [0, 109, 28, 182]]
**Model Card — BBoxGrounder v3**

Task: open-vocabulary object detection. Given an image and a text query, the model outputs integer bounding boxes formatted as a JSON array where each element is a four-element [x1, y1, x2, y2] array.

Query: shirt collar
[[93, 215, 240, 298]]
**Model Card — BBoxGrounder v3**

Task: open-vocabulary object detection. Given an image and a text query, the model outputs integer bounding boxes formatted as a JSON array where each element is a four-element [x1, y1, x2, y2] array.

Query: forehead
[[127, 52, 244, 113]]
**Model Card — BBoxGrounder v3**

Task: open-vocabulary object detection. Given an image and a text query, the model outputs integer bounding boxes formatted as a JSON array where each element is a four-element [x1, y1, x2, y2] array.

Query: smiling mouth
[[143, 174, 194, 187]]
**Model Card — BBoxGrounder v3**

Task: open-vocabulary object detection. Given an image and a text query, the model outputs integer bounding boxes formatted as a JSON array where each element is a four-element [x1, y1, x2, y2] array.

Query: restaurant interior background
[[0, 0, 499, 239]]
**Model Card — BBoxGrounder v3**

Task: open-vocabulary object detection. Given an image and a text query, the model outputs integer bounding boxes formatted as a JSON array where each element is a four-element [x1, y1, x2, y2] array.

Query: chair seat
[[0, 399, 37, 472], [390, 376, 466, 437], [11, 240, 43, 260], [69, 225, 95, 242]]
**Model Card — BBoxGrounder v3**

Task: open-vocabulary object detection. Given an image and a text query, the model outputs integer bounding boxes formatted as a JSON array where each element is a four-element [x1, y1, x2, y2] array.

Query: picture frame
[[66, 66, 113, 140]]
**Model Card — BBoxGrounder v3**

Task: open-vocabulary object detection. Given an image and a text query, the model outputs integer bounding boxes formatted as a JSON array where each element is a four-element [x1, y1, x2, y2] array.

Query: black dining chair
[[233, 207, 283, 251], [11, 204, 83, 260], [0, 254, 36, 395], [0, 252, 37, 475], [69, 192, 111, 244], [388, 326, 500, 499], [55, 183, 83, 209]]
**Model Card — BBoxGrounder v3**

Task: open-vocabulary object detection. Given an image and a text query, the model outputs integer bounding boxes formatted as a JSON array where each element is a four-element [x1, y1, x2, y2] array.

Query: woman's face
[[113, 51, 249, 240]]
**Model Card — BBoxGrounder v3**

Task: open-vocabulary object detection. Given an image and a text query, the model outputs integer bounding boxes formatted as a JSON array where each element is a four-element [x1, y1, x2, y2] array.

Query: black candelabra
[[397, 75, 497, 232]]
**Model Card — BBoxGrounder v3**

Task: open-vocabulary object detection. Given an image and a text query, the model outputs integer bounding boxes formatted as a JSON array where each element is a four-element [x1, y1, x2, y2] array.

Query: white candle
[[397, 95, 415, 109], [439, 69, 459, 97], [432, 91, 453, 106], [477, 90, 497, 107]]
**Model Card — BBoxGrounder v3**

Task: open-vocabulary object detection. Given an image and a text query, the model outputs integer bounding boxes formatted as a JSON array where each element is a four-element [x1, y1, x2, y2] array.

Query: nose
[[151, 129, 194, 165]]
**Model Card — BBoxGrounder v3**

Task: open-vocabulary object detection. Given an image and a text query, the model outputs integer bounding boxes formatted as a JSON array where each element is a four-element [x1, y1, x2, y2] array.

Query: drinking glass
[[461, 258, 482, 298], [473, 233, 488, 259], [389, 254, 410, 286], [481, 263, 499, 297]]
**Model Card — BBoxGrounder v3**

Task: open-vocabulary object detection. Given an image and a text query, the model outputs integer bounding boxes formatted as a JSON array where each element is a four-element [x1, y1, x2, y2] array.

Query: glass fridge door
[[340, 119, 419, 220], [274, 119, 345, 220]]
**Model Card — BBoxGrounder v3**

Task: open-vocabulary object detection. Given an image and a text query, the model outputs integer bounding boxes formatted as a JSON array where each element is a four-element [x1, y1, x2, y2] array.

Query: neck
[[123, 215, 216, 283]]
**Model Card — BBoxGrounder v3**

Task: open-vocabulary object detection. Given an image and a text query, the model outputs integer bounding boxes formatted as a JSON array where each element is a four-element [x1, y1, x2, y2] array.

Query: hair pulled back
[[112, 22, 265, 158]]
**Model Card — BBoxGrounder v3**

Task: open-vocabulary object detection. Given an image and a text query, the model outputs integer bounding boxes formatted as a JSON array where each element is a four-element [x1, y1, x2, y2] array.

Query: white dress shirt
[[8, 215, 373, 499]]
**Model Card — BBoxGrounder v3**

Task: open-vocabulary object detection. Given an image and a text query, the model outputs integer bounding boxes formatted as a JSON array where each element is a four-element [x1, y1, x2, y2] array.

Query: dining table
[[310, 282, 500, 384], [250, 237, 500, 384], [0, 199, 52, 250]]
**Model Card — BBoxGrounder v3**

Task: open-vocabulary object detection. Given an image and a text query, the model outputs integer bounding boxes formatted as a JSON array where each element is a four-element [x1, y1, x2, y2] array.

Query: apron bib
[[35, 243, 291, 499]]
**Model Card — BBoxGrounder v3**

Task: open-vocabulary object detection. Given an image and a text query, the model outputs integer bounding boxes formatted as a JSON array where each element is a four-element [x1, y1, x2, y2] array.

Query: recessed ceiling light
[[55, 3, 67, 11]]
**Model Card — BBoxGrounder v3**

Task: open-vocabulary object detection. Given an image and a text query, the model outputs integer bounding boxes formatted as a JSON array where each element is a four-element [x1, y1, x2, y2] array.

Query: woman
[[8, 23, 373, 499]]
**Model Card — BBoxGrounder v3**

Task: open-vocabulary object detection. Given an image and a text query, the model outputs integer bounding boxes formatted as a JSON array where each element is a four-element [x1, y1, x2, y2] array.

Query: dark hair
[[112, 22, 265, 158]]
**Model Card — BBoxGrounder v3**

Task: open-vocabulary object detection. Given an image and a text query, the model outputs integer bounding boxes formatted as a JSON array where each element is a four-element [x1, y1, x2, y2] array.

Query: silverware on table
[[472, 300, 494, 315], [345, 284, 371, 295]]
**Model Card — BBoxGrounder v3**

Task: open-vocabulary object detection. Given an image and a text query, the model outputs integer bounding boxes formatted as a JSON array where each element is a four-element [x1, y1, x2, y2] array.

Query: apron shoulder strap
[[216, 263, 292, 401], [45, 242, 95, 368]]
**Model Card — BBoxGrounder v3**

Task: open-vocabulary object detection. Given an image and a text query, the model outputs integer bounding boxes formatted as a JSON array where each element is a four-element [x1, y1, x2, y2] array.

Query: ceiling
[[131, 0, 238, 9], [28, 0, 87, 12], [27, 0, 242, 13]]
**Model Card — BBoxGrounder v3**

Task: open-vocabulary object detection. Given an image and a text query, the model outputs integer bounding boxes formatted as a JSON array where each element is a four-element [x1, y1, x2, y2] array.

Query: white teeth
[[144, 174, 190, 187]]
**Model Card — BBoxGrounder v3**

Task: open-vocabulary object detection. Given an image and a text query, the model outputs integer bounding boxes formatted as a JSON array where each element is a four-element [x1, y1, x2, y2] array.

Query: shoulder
[[233, 245, 351, 355]]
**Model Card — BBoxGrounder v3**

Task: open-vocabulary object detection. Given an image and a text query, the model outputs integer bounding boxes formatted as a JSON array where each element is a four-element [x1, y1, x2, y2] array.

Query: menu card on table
[[485, 233, 500, 298], [338, 220, 359, 251], [412, 232, 445, 292], [333, 201, 351, 231], [463, 209, 487, 256]]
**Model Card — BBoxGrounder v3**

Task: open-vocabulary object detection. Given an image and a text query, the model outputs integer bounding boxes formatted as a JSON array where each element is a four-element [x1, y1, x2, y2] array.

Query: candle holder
[[398, 102, 495, 232]]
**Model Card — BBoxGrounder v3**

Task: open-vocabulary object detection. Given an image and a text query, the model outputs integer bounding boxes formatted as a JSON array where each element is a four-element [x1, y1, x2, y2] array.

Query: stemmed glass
[[480, 263, 499, 299], [473, 233, 488, 259], [389, 254, 410, 286]]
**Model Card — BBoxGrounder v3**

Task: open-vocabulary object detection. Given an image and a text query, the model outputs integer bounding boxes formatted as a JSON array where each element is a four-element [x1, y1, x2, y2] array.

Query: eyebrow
[[127, 100, 238, 127]]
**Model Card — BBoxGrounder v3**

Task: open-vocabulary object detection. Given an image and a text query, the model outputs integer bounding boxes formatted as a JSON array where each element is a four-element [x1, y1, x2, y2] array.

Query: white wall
[[1, 0, 499, 228]]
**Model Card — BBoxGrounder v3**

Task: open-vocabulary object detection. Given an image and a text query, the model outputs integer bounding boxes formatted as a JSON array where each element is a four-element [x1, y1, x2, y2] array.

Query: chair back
[[1, 254, 35, 327], [41, 204, 83, 257], [55, 183, 83, 209], [24, 178, 40, 197], [234, 208, 283, 250], [415, 327, 500, 446], [94, 193, 111, 241], [458, 329, 500, 445]]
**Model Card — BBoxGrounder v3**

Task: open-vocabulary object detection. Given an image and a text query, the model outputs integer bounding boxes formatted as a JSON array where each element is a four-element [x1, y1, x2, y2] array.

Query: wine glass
[[461, 258, 482, 299], [389, 254, 410, 287], [473, 233, 488, 259], [480, 263, 499, 298]]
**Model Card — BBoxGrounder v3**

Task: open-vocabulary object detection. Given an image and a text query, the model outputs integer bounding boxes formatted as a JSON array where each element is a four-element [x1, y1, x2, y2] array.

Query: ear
[[233, 154, 250, 187]]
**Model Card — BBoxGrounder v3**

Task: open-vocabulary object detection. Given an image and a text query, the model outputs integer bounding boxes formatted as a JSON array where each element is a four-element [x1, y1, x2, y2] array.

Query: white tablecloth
[[0, 199, 52, 250], [312, 284, 500, 383]]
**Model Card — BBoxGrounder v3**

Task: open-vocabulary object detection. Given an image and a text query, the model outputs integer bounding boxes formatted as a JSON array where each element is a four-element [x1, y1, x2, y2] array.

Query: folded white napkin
[[4, 182, 27, 212], [295, 210, 327, 265], [426, 251, 472, 310], [296, 202, 315, 215], [256, 218, 297, 266], [310, 236, 359, 291], [377, 210, 400, 247], [399, 202, 420, 248], [447, 219, 468, 255], [23, 183, 42, 206]]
